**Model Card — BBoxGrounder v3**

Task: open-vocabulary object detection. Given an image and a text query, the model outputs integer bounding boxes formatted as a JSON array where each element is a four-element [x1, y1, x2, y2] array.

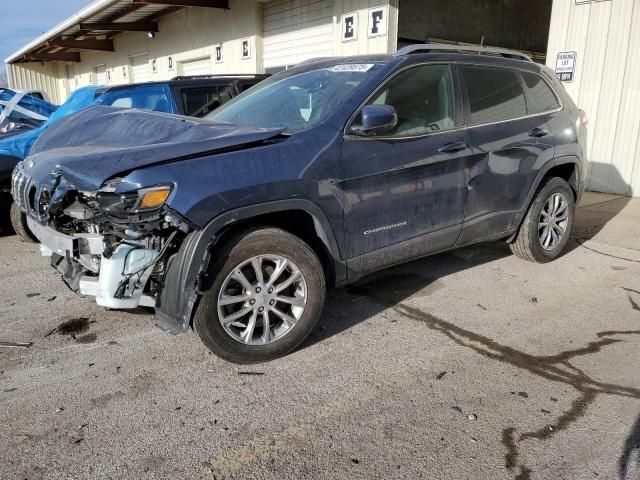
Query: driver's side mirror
[[351, 105, 398, 136]]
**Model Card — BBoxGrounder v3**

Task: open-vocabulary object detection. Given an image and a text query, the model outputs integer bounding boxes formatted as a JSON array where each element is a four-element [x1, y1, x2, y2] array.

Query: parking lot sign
[[555, 51, 576, 82]]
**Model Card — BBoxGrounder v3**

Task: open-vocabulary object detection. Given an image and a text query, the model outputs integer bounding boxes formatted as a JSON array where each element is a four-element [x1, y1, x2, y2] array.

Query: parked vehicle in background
[[13, 46, 587, 363], [96, 74, 270, 118], [0, 89, 57, 139], [0, 88, 51, 111], [3, 74, 270, 241], [15, 89, 52, 103]]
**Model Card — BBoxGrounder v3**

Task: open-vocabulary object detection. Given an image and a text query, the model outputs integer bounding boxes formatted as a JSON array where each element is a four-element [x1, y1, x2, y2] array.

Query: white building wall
[[547, 0, 640, 196], [8, 62, 64, 104]]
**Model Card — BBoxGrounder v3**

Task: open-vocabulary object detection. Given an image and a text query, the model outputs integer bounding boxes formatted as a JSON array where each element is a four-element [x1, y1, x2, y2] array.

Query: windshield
[[207, 65, 376, 132], [96, 84, 175, 113]]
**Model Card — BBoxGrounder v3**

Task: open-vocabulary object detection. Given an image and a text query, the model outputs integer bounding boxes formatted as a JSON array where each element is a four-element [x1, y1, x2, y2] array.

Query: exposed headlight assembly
[[96, 185, 172, 214]]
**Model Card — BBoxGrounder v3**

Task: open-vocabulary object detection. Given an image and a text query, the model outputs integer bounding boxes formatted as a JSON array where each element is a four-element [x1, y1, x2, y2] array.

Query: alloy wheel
[[217, 255, 307, 345], [538, 192, 569, 250]]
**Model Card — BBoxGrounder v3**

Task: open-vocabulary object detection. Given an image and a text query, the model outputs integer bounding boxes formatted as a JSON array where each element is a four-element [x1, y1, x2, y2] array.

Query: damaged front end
[[12, 163, 192, 311]]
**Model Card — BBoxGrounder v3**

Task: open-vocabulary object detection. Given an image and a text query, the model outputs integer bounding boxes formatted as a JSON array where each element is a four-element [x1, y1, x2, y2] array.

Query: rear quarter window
[[521, 72, 561, 115], [461, 66, 527, 125]]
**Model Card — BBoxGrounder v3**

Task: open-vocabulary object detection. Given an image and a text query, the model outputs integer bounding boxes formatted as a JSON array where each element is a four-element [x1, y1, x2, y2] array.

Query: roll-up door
[[95, 65, 107, 85], [181, 58, 213, 76], [131, 56, 151, 83], [263, 0, 334, 71]]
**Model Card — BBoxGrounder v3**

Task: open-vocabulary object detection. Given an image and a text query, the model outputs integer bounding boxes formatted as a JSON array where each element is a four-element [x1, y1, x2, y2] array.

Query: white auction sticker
[[328, 64, 375, 73]]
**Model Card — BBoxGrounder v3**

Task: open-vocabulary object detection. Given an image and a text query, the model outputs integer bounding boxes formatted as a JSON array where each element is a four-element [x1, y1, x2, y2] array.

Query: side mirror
[[351, 105, 398, 136]]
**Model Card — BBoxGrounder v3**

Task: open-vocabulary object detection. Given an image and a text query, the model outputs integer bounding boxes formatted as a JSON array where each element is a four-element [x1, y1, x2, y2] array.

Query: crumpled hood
[[25, 106, 285, 191]]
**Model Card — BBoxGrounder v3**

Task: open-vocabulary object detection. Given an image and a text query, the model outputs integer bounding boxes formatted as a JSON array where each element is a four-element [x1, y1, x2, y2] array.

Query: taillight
[[579, 109, 588, 126]]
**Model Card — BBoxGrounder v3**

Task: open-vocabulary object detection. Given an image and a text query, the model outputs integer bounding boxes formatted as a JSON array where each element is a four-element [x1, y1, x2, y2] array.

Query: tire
[[193, 227, 326, 364], [10, 201, 37, 243], [510, 177, 575, 263]]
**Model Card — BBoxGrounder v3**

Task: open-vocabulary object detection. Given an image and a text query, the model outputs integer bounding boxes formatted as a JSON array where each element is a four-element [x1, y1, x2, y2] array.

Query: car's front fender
[[155, 199, 346, 334]]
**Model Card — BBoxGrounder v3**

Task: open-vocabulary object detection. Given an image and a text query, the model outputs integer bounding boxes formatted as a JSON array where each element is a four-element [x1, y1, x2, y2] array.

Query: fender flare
[[155, 199, 345, 333], [507, 155, 581, 242]]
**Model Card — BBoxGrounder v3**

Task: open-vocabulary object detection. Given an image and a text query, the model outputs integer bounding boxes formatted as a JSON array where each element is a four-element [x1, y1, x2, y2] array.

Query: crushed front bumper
[[27, 216, 104, 257], [27, 217, 157, 309]]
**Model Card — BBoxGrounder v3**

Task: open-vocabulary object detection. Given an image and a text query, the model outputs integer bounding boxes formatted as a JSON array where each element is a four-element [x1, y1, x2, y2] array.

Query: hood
[[25, 106, 285, 191]]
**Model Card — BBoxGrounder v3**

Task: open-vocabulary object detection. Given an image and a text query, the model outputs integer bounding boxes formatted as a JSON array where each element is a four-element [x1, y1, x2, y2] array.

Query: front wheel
[[193, 227, 326, 364], [10, 201, 37, 243], [510, 177, 575, 263]]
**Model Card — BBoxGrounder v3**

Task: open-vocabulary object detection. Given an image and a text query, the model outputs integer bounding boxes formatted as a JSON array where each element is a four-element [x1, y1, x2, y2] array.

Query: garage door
[[131, 56, 151, 83], [95, 65, 107, 85], [180, 58, 212, 77], [263, 0, 334, 71]]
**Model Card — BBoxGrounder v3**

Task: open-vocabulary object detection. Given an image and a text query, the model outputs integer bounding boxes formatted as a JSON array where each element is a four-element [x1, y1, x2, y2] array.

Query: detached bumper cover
[[26, 216, 104, 256]]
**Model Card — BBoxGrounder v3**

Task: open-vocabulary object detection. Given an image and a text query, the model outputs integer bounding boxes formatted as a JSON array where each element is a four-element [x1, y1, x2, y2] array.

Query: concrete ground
[[1, 192, 639, 480]]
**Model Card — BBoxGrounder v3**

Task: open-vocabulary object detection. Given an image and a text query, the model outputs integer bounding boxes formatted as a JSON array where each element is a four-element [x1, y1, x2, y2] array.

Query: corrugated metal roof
[[4, 0, 184, 63]]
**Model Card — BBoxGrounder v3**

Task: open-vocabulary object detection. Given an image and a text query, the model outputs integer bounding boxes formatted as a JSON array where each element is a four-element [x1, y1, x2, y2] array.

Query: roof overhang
[[5, 0, 229, 64]]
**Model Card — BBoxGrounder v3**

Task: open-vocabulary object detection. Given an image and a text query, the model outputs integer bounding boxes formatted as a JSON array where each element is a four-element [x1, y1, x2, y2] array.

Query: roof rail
[[394, 43, 533, 62], [169, 74, 270, 81]]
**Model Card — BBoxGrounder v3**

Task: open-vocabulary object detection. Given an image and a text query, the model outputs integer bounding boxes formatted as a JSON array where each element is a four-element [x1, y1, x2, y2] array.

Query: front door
[[340, 64, 474, 274]]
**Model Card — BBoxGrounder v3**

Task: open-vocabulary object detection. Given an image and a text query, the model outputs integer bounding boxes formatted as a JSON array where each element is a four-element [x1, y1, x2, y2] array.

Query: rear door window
[[521, 72, 560, 114], [181, 86, 232, 117], [461, 66, 527, 125]]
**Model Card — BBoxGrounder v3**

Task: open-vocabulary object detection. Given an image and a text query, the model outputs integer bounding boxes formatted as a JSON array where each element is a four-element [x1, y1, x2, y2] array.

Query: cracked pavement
[[1, 192, 639, 480]]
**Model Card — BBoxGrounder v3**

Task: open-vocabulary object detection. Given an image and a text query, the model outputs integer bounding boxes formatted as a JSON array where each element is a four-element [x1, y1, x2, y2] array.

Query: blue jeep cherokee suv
[[13, 45, 587, 363]]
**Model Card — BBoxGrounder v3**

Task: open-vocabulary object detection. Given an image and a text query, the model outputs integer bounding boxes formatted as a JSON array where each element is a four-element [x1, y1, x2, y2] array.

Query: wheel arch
[[507, 156, 581, 243], [155, 199, 346, 333]]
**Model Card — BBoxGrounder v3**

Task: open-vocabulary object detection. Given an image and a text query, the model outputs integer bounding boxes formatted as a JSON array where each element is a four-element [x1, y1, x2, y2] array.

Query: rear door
[[341, 63, 473, 272], [457, 65, 554, 244]]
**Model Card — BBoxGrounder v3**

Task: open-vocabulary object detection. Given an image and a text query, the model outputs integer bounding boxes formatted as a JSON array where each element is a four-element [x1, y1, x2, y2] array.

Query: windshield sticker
[[328, 64, 375, 73]]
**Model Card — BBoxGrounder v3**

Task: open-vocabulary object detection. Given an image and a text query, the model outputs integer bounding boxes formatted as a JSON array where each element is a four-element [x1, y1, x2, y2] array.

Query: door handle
[[438, 141, 467, 153], [528, 127, 548, 138]]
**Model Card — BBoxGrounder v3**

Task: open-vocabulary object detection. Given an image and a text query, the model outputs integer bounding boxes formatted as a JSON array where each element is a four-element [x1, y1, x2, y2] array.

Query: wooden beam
[[47, 39, 114, 52], [79, 21, 159, 32], [134, 0, 228, 7], [27, 52, 81, 62]]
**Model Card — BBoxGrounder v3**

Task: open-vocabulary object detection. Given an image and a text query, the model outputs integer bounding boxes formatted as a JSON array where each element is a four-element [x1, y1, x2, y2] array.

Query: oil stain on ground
[[57, 317, 90, 336], [50, 317, 97, 343], [347, 279, 640, 480]]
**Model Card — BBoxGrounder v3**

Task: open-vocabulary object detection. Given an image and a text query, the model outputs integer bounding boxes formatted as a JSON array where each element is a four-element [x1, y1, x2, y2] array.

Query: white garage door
[[95, 65, 107, 85], [131, 56, 151, 83], [181, 58, 212, 77], [263, 0, 334, 71]]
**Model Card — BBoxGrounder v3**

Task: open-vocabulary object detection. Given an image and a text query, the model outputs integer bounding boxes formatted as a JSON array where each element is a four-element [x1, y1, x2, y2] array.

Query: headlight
[[137, 186, 171, 210], [96, 185, 172, 214]]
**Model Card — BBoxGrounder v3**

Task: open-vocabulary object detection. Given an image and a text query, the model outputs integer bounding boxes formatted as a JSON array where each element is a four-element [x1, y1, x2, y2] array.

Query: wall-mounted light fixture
[[147, 32, 156, 39]]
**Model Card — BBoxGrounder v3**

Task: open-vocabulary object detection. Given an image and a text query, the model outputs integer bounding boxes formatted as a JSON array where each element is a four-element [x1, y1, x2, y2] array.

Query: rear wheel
[[510, 177, 575, 263], [10, 201, 36, 243], [193, 227, 326, 363]]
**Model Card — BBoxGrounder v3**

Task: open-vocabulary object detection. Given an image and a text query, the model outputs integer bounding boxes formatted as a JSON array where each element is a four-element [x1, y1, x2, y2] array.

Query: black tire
[[9, 201, 37, 243], [193, 227, 326, 364], [510, 177, 575, 263]]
